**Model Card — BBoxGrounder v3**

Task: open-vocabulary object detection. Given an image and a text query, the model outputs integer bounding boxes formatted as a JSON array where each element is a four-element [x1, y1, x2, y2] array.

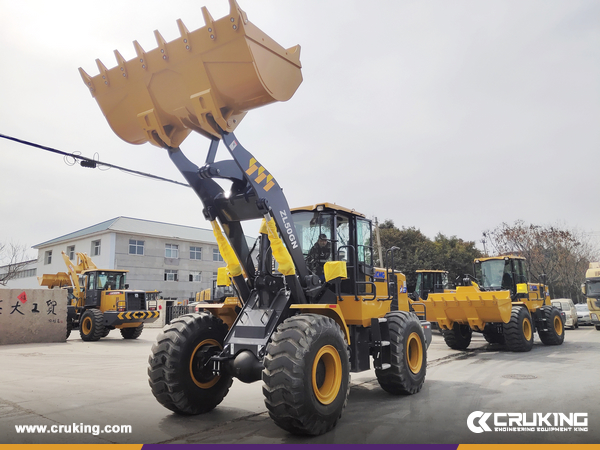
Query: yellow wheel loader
[[38, 252, 159, 341], [422, 256, 565, 352], [80, 0, 431, 435]]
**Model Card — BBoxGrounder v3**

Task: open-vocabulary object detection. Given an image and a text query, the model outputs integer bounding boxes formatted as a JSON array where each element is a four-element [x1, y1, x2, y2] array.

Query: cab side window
[[87, 273, 95, 290], [357, 219, 372, 266]]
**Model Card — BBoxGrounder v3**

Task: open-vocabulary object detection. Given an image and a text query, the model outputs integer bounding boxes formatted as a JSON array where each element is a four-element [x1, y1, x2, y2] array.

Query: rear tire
[[148, 313, 232, 415], [121, 324, 143, 339], [375, 311, 426, 395], [503, 306, 534, 352], [263, 314, 350, 436], [441, 322, 472, 350], [596, 324, 600, 331], [79, 309, 106, 342], [537, 306, 565, 345]]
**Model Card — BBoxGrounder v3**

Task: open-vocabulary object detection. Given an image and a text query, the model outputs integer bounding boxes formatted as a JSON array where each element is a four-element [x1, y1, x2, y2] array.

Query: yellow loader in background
[[422, 255, 565, 351], [81, 0, 430, 435], [38, 251, 159, 340]]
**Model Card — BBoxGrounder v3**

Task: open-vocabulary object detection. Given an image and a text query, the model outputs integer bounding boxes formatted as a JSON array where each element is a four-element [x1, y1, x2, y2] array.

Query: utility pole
[[375, 217, 384, 267]]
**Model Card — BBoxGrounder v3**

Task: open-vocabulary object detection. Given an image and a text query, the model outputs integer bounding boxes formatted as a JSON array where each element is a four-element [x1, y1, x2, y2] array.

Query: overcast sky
[[1, 0, 599, 259]]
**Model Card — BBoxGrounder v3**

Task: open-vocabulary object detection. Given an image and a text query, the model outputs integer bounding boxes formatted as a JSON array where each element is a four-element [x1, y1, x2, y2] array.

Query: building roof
[[34, 217, 225, 248]]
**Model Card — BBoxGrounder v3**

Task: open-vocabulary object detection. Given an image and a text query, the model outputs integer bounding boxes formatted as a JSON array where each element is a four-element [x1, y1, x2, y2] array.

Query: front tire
[[375, 311, 427, 395], [537, 306, 565, 345], [263, 314, 350, 436], [148, 313, 232, 415], [441, 322, 472, 350], [482, 325, 505, 345], [504, 306, 534, 352], [79, 309, 106, 342]]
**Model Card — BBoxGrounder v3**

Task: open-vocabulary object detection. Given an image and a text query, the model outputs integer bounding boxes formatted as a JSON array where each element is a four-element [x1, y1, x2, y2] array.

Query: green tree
[[432, 234, 482, 284], [376, 221, 481, 289]]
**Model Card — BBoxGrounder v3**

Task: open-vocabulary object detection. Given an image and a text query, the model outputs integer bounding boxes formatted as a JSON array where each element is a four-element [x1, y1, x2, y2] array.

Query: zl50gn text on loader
[[80, 0, 431, 435]]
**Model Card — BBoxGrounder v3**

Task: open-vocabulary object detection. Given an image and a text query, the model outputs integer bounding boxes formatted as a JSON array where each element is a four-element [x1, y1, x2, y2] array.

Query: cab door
[[84, 272, 101, 307]]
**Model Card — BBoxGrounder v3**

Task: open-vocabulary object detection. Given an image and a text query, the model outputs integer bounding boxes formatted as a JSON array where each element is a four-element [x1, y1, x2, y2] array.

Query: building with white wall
[[2, 217, 251, 302]]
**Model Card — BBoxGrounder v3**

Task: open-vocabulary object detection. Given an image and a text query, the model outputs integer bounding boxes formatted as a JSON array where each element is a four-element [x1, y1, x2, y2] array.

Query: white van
[[551, 298, 578, 329]]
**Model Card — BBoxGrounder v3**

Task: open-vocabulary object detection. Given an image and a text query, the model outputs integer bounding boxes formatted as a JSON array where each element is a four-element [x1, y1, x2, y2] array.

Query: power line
[[0, 133, 190, 188]]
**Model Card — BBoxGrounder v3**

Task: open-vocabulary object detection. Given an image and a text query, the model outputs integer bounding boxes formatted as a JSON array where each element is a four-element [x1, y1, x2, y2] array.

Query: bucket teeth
[[96, 59, 110, 86], [228, 0, 248, 26], [114, 50, 128, 79], [177, 19, 192, 51], [154, 30, 169, 61], [78, 67, 95, 95], [133, 40, 148, 70], [202, 6, 216, 40]]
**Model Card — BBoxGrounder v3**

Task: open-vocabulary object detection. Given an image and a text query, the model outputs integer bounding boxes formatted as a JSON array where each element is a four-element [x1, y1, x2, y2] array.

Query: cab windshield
[[96, 271, 126, 290], [586, 280, 600, 297], [475, 260, 508, 290]]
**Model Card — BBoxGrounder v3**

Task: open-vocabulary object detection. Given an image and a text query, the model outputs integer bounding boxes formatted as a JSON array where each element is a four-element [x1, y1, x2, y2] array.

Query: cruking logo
[[467, 411, 588, 433]]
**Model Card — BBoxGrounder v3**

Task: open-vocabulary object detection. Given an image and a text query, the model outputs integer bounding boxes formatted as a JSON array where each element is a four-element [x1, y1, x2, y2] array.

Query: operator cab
[[291, 203, 374, 297], [414, 270, 450, 300], [81, 269, 128, 306], [474, 256, 528, 300]]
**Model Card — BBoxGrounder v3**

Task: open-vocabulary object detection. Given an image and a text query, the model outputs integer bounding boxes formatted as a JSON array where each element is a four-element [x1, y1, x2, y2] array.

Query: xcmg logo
[[467, 411, 588, 433], [246, 157, 275, 192]]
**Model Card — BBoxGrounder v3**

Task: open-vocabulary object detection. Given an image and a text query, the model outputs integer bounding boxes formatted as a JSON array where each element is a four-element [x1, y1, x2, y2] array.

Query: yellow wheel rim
[[407, 332, 424, 374], [553, 315, 563, 335], [523, 317, 532, 341], [312, 345, 342, 405], [82, 317, 92, 335], [190, 339, 221, 389]]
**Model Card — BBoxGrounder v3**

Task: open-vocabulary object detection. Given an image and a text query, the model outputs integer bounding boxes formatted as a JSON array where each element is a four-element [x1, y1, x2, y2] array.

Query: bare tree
[[483, 221, 599, 303], [0, 242, 33, 286]]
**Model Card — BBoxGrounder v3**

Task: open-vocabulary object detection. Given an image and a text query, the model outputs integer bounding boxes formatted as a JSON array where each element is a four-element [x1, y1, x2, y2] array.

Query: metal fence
[[165, 305, 196, 324]]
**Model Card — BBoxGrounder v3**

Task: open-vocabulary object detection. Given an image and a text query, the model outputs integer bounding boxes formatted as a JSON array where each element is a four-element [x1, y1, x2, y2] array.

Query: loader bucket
[[38, 273, 72, 289], [423, 286, 513, 331], [79, 0, 302, 147]]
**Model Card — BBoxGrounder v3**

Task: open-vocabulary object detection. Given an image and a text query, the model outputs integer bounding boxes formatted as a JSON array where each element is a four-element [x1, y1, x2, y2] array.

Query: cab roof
[[291, 202, 365, 218], [82, 269, 129, 274], [475, 255, 525, 263]]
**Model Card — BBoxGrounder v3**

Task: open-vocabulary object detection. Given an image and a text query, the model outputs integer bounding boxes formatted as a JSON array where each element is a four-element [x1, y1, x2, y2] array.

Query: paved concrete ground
[[1, 325, 599, 444]]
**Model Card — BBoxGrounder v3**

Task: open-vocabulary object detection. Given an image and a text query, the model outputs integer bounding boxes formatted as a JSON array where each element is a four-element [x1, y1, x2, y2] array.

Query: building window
[[45, 250, 52, 265], [92, 240, 101, 256], [189, 271, 202, 282], [67, 245, 75, 261], [164, 270, 178, 282], [190, 246, 202, 260], [129, 239, 144, 255], [213, 248, 224, 262], [14, 268, 37, 279], [165, 244, 179, 259]]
